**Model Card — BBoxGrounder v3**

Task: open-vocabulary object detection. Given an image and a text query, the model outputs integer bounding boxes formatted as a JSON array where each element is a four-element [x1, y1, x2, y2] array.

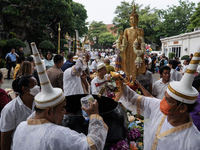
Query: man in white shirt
[[91, 63, 108, 96], [91, 57, 99, 73], [63, 58, 87, 96], [152, 65, 173, 99], [120, 51, 200, 150], [169, 59, 182, 81], [181, 59, 190, 75], [90, 50, 95, 64]]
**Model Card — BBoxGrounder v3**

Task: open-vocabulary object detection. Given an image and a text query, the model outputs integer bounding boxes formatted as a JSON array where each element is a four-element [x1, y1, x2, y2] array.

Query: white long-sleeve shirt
[[122, 85, 200, 150], [13, 114, 108, 150]]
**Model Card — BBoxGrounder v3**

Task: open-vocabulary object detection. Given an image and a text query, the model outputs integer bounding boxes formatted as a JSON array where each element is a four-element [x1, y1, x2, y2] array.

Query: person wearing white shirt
[[152, 66, 173, 99], [60, 50, 67, 63], [181, 59, 190, 75], [91, 63, 108, 97], [169, 59, 182, 81], [120, 52, 200, 149], [1, 75, 39, 150], [90, 51, 95, 64], [91, 58, 98, 73], [120, 84, 200, 150], [63, 58, 88, 96]]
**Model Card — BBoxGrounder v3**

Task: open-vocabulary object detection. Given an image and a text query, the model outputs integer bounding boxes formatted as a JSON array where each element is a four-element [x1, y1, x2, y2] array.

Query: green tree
[[5, 38, 26, 50], [187, 2, 200, 30], [113, 1, 160, 45], [70, 2, 88, 37], [155, 0, 195, 38], [1, 0, 88, 47], [88, 21, 108, 48], [99, 32, 117, 48], [39, 40, 55, 53]]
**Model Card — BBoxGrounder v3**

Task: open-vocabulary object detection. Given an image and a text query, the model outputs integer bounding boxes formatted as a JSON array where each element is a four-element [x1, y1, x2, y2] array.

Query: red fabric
[[0, 88, 10, 112], [95, 81, 107, 87]]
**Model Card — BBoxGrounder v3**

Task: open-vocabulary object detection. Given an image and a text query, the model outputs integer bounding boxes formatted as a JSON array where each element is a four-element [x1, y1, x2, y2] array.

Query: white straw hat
[[97, 63, 106, 71], [31, 42, 65, 109]]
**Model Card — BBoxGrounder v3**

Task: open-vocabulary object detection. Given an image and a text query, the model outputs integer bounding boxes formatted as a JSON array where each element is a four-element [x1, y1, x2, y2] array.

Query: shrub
[[168, 52, 175, 59], [39, 40, 55, 50], [0, 59, 6, 68], [5, 38, 26, 49], [181, 55, 189, 60]]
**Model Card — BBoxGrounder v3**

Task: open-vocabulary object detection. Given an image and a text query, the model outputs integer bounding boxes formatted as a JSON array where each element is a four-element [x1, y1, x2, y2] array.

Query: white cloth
[[136, 70, 153, 91], [90, 51, 95, 60], [63, 57, 67, 63], [160, 117, 174, 133], [148, 57, 152, 63], [152, 78, 173, 100], [182, 65, 188, 74], [91, 76, 106, 96], [170, 69, 182, 81], [91, 60, 98, 71], [0, 96, 35, 132], [122, 85, 200, 150], [13, 115, 108, 150], [63, 68, 84, 96]]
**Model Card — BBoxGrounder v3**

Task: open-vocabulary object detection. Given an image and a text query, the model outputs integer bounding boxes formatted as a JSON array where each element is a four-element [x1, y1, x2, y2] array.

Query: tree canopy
[[87, 21, 109, 48], [1, 0, 88, 49], [155, 0, 195, 37], [112, 0, 196, 47], [187, 2, 200, 30], [99, 32, 117, 49]]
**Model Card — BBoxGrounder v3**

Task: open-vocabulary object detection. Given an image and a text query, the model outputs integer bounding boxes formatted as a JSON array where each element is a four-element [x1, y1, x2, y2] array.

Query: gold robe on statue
[[122, 27, 145, 80]]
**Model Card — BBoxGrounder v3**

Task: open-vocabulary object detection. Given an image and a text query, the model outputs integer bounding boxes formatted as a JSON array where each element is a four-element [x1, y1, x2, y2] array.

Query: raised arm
[[82, 100, 108, 150]]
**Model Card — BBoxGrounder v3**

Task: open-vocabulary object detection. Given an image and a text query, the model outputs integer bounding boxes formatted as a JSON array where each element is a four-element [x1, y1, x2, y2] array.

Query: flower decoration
[[127, 128, 141, 141], [128, 116, 135, 123], [130, 141, 138, 150], [111, 140, 129, 150]]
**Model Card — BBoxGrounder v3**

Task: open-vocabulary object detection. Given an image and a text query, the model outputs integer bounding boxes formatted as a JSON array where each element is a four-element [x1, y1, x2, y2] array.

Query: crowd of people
[[0, 46, 200, 150]]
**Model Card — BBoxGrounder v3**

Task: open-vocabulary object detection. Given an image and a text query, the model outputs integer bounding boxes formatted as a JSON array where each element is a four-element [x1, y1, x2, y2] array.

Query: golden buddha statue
[[119, 4, 145, 82]]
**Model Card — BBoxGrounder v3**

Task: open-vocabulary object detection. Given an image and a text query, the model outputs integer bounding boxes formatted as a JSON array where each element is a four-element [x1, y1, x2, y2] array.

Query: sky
[[73, 0, 200, 24]]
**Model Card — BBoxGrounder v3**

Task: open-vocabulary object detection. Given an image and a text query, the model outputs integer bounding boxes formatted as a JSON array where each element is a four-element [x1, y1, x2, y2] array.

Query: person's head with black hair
[[53, 54, 64, 68], [26, 56, 34, 62], [45, 51, 53, 60], [17, 56, 25, 64], [39, 52, 44, 59], [159, 65, 171, 83], [169, 59, 178, 69], [183, 58, 191, 66], [19, 47, 23, 52], [11, 48, 15, 53], [12, 75, 39, 97], [190, 53, 193, 59], [60, 50, 65, 58], [67, 52, 74, 63]]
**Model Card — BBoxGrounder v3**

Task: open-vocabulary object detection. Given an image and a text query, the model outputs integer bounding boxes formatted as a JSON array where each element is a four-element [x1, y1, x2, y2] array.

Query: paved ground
[[2, 73, 160, 90]]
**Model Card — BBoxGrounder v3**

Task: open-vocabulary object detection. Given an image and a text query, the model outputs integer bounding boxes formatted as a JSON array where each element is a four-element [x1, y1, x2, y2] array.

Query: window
[[172, 47, 181, 58]]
